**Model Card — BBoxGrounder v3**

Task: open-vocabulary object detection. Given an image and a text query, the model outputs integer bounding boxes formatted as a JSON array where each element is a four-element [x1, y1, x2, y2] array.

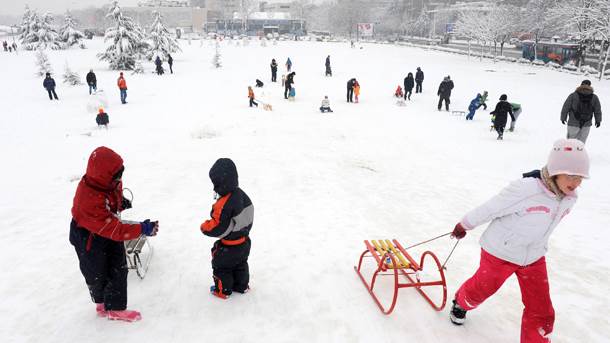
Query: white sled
[[451, 110, 465, 116], [125, 235, 153, 279]]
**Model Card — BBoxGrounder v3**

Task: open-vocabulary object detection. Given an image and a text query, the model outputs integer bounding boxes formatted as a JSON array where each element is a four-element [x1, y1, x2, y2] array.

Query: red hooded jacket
[[71, 147, 142, 242]]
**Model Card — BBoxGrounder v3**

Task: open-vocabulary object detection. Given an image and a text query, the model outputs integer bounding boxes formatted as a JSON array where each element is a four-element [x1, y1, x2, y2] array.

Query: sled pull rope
[[402, 232, 452, 250], [401, 232, 460, 270], [441, 240, 460, 270]]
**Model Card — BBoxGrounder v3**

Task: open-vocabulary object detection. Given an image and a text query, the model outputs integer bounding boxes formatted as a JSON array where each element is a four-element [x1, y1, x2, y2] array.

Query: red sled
[[354, 239, 447, 315]]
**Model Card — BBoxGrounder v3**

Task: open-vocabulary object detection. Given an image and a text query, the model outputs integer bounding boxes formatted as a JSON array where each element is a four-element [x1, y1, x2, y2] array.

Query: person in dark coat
[[43, 72, 58, 100], [200, 158, 254, 299], [167, 54, 173, 74], [270, 58, 278, 82], [347, 78, 356, 102], [255, 79, 264, 87], [284, 72, 295, 99], [86, 69, 97, 95], [415, 67, 424, 93], [70, 146, 158, 322], [404, 73, 415, 100], [155, 56, 164, 75], [437, 76, 454, 111], [560, 79, 602, 143], [325, 55, 332, 76], [490, 94, 514, 140]]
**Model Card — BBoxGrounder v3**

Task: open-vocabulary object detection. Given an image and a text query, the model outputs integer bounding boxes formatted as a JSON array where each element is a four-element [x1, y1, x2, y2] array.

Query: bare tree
[[523, 0, 562, 58]]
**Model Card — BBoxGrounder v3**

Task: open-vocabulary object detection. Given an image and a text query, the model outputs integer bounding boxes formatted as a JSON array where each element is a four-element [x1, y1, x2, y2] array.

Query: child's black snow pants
[[211, 238, 251, 295], [70, 220, 128, 310]]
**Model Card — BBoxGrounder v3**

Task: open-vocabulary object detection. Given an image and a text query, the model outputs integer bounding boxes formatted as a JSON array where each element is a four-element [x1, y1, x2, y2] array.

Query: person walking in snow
[[490, 94, 515, 140], [248, 86, 258, 107], [270, 58, 278, 82], [70, 146, 159, 322], [415, 67, 424, 93], [560, 79, 602, 143], [43, 72, 58, 100], [96, 107, 109, 127], [404, 72, 415, 100], [117, 72, 128, 104], [284, 72, 295, 99], [476, 90, 489, 110], [347, 78, 356, 103], [466, 93, 481, 120], [450, 138, 589, 343], [155, 56, 164, 75], [86, 69, 97, 95], [320, 95, 333, 113], [508, 102, 523, 132], [200, 158, 253, 299], [325, 55, 332, 76], [2, 41, 7, 52], [437, 76, 454, 111], [167, 54, 174, 74], [354, 80, 361, 103], [286, 57, 292, 72]]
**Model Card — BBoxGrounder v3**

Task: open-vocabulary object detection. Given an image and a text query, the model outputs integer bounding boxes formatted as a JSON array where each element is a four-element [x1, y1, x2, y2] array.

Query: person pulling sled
[[449, 138, 589, 343]]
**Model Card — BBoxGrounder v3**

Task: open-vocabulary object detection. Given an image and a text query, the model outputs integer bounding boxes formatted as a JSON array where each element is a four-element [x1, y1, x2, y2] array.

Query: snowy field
[[1, 38, 609, 342]]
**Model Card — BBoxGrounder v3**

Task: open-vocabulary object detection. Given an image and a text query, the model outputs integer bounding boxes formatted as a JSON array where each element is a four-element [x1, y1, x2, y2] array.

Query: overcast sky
[[3, 0, 311, 16], [4, 1, 137, 16]]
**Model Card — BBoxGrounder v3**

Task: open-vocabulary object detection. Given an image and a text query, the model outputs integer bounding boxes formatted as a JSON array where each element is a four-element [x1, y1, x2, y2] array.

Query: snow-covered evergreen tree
[[60, 11, 85, 48], [35, 49, 53, 77], [212, 41, 222, 68], [148, 11, 181, 60], [98, 1, 148, 70], [24, 12, 61, 50], [63, 63, 82, 85], [18, 5, 33, 44], [132, 60, 145, 75]]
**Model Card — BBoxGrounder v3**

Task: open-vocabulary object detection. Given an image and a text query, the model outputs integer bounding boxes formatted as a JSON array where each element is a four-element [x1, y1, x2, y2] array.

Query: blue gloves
[[140, 219, 159, 236]]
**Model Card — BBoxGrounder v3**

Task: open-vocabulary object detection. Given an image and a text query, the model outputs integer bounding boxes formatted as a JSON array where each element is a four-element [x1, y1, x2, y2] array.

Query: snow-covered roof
[[232, 12, 292, 20]]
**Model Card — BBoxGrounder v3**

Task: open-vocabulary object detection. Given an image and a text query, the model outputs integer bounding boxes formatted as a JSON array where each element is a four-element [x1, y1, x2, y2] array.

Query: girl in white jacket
[[449, 138, 590, 343]]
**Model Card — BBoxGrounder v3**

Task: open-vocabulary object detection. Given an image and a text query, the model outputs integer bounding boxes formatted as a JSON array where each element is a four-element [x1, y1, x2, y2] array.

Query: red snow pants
[[455, 249, 554, 343]]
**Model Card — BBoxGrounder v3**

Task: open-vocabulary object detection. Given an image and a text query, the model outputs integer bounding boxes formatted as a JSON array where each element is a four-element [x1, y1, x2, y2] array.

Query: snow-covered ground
[[1, 38, 609, 342]]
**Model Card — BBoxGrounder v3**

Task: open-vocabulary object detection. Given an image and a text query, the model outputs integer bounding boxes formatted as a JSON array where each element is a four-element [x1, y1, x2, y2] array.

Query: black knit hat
[[500, 94, 507, 101]]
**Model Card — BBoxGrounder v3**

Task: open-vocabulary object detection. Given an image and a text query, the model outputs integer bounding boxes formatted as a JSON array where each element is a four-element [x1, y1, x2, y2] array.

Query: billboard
[[357, 23, 374, 37]]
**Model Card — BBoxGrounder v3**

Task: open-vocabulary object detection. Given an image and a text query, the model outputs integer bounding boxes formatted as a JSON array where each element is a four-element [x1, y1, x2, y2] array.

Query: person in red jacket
[[70, 146, 159, 322], [117, 72, 128, 104], [200, 158, 253, 299]]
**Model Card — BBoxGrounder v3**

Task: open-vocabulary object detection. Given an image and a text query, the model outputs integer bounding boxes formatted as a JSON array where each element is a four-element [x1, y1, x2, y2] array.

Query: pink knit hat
[[547, 138, 590, 178]]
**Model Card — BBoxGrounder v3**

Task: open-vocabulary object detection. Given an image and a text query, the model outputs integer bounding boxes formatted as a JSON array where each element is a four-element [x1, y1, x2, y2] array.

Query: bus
[[522, 41, 581, 65], [310, 30, 332, 41]]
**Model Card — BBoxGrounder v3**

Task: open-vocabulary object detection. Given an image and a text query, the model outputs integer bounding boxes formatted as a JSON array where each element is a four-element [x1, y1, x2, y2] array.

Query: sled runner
[[451, 110, 465, 116], [125, 235, 153, 279], [354, 239, 447, 315]]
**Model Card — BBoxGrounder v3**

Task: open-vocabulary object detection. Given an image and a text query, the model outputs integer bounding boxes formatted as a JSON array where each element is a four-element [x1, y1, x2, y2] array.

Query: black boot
[[450, 299, 467, 325]]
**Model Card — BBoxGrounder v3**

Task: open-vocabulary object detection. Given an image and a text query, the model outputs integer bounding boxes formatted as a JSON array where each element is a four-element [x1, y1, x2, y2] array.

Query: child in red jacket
[[200, 158, 254, 299], [70, 146, 158, 322]]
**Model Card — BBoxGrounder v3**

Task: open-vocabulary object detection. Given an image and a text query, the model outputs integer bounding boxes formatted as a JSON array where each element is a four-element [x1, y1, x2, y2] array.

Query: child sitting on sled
[[96, 108, 109, 127], [394, 85, 404, 98]]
